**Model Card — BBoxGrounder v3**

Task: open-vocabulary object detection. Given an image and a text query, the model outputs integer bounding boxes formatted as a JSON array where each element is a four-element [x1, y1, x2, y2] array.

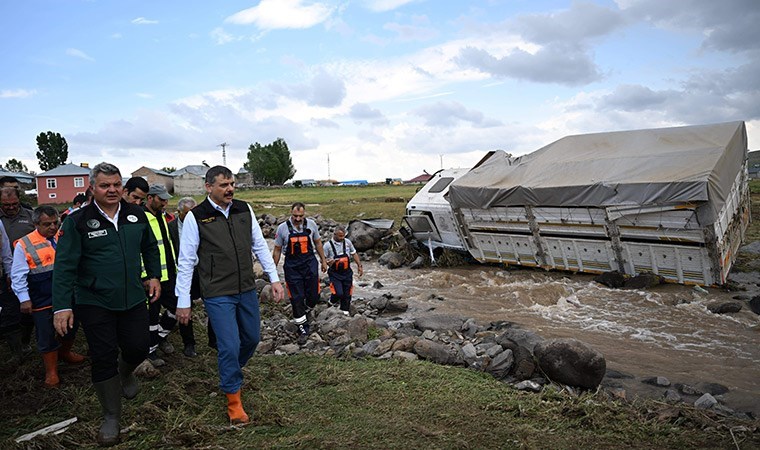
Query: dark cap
[[147, 184, 171, 200]]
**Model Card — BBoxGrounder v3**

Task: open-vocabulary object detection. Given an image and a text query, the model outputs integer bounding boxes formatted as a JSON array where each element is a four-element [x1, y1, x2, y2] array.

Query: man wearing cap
[[143, 184, 195, 367]]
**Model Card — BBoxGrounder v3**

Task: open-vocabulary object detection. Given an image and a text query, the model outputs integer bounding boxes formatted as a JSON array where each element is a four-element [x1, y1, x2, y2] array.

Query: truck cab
[[402, 168, 469, 252]]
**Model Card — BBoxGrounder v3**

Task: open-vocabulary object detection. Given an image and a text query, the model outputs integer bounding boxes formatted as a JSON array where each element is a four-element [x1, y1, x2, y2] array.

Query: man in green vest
[[143, 184, 195, 367]]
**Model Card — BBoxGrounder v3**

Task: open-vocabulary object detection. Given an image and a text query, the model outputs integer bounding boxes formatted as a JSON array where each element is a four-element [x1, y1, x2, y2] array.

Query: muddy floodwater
[[354, 262, 760, 416]]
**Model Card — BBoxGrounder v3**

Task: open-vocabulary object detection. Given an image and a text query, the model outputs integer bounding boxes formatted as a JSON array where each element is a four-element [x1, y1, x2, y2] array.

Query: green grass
[[168, 184, 420, 228], [2, 344, 756, 449]]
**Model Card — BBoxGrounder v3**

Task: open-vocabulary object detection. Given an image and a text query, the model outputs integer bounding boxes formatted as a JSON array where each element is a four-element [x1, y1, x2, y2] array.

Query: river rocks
[[642, 376, 671, 387], [594, 271, 626, 288], [485, 348, 514, 379], [663, 389, 682, 403], [534, 338, 606, 390], [749, 296, 760, 315], [414, 315, 465, 332], [707, 302, 742, 314], [413, 340, 461, 365], [695, 393, 718, 409], [695, 381, 729, 396], [624, 272, 665, 289], [409, 255, 426, 269], [347, 220, 391, 251], [495, 328, 544, 352], [378, 251, 405, 269]]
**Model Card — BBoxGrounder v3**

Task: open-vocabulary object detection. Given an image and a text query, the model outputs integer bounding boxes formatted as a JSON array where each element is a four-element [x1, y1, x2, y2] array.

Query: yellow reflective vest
[[141, 210, 174, 282]]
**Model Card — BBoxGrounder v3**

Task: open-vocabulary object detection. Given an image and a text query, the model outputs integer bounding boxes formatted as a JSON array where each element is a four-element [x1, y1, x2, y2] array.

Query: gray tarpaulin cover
[[447, 121, 747, 224]]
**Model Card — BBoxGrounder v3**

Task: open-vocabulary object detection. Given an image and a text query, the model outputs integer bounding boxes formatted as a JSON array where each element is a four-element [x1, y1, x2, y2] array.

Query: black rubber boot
[[20, 323, 33, 355], [4, 329, 24, 366], [119, 358, 140, 400], [93, 376, 122, 447]]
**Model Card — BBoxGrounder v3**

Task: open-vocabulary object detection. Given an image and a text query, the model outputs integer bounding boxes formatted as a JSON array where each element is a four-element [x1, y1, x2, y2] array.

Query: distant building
[[406, 171, 432, 184], [0, 169, 34, 185], [131, 166, 174, 192], [340, 180, 368, 186], [171, 165, 209, 195], [298, 179, 317, 187], [36, 163, 90, 204], [236, 167, 253, 187]]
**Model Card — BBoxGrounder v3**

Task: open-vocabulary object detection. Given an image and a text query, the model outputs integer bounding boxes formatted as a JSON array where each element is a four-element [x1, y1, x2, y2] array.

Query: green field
[[174, 184, 421, 226]]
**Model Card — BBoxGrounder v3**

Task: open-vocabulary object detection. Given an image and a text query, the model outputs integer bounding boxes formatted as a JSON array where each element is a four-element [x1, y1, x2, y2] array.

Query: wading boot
[[296, 323, 310, 345], [20, 323, 33, 355], [4, 329, 24, 366], [58, 339, 86, 364], [225, 390, 249, 425], [42, 351, 60, 387], [93, 375, 122, 446], [119, 357, 140, 400]]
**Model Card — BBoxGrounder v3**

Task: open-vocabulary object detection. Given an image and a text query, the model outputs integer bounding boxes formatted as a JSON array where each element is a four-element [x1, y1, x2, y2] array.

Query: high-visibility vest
[[141, 211, 174, 282], [16, 230, 56, 310]]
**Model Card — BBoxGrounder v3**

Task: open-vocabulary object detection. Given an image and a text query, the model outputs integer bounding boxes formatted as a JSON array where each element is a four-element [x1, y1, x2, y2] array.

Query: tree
[[36, 131, 68, 171], [161, 166, 176, 173], [3, 158, 28, 173], [244, 138, 296, 185]]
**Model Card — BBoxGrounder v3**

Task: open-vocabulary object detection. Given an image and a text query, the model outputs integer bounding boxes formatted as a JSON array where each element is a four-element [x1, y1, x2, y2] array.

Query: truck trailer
[[403, 121, 750, 286]]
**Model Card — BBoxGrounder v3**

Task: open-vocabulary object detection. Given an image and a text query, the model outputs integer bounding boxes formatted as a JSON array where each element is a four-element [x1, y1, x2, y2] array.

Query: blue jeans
[[204, 290, 260, 394]]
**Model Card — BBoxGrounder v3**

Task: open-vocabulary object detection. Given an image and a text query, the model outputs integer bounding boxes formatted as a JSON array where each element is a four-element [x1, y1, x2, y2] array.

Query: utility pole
[[440, 154, 443, 169], [327, 153, 331, 180], [218, 142, 228, 166]]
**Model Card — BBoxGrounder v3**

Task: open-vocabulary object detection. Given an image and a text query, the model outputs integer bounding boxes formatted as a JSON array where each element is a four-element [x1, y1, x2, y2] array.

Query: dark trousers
[[0, 290, 21, 335], [285, 258, 320, 320], [149, 280, 195, 353], [328, 269, 354, 312], [32, 308, 78, 353], [78, 303, 149, 383]]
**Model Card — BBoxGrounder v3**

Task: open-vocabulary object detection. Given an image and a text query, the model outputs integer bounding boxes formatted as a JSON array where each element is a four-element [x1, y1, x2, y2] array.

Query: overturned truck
[[404, 121, 751, 286]]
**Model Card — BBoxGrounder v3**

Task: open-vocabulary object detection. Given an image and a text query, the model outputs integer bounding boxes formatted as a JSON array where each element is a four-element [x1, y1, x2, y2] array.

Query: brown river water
[[353, 262, 760, 416]]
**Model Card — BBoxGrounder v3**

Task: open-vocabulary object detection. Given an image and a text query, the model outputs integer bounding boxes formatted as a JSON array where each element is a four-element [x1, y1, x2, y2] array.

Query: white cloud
[[210, 27, 240, 45], [363, 0, 416, 13], [136, 93, 154, 99], [0, 89, 37, 99], [65, 48, 95, 61], [132, 17, 159, 25], [225, 0, 335, 30]]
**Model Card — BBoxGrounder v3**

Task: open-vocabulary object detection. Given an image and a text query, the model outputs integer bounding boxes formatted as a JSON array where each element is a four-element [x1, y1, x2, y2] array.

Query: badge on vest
[[88, 230, 107, 239], [127, 215, 138, 223], [200, 217, 216, 223], [87, 219, 100, 229]]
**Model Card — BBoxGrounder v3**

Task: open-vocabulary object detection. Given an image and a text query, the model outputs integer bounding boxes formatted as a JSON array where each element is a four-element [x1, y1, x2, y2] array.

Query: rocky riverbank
[[246, 213, 760, 420]]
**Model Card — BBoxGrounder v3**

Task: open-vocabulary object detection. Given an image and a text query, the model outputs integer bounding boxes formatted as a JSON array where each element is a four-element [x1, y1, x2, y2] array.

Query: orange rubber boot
[[58, 340, 86, 364], [42, 351, 60, 387], [225, 390, 249, 424]]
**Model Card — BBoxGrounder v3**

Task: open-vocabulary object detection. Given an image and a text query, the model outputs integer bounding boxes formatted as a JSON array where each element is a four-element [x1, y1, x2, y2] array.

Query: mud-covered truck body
[[405, 121, 750, 286]]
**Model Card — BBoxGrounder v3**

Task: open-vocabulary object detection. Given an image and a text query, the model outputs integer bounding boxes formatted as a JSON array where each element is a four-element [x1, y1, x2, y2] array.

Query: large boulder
[[413, 340, 461, 365], [347, 220, 389, 251], [534, 338, 606, 390], [414, 315, 465, 332], [378, 251, 405, 269]]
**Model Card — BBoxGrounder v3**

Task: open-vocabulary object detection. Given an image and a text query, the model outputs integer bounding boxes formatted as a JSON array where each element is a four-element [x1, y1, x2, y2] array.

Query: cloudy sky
[[1, 0, 758, 182]]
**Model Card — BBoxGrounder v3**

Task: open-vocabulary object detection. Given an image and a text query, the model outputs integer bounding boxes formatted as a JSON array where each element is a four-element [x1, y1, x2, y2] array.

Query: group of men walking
[[1, 164, 363, 447]]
